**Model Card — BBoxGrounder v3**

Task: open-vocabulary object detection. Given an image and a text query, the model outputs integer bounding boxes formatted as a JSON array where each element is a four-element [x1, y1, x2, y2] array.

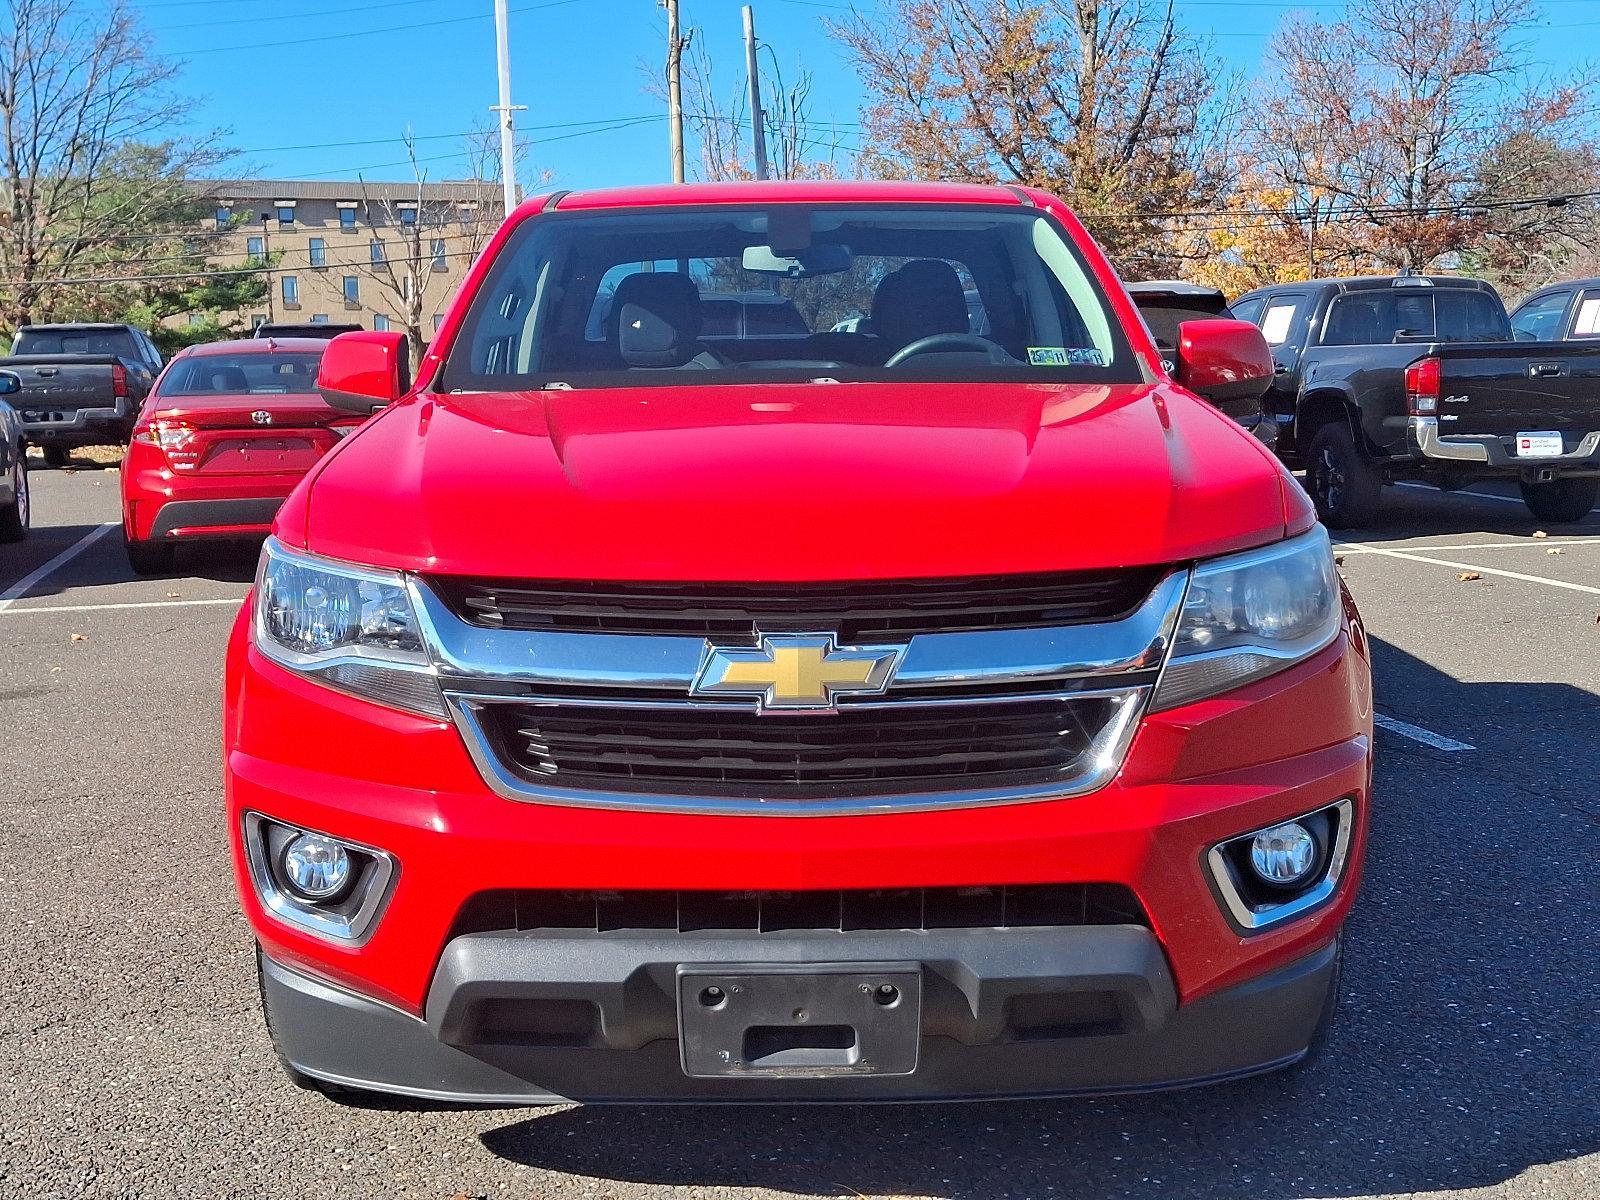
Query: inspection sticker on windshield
[[1028, 347, 1105, 367], [1516, 431, 1564, 458]]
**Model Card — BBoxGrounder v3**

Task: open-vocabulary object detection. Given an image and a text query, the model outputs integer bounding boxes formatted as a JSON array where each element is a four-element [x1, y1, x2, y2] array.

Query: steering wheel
[[883, 332, 1003, 368]]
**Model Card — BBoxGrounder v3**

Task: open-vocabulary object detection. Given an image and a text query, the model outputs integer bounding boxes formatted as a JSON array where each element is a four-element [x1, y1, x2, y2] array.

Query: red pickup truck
[[225, 181, 1373, 1104]]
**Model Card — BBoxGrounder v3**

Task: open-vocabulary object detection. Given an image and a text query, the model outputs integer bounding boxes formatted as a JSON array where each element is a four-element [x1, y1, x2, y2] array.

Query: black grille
[[428, 568, 1162, 641], [451, 884, 1148, 937], [481, 695, 1116, 799]]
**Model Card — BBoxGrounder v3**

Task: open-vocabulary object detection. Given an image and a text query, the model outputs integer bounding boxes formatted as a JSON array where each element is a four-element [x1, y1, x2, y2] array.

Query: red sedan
[[121, 338, 357, 574]]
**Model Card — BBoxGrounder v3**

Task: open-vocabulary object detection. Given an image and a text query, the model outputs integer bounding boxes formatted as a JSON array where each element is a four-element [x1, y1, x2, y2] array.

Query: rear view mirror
[[742, 243, 852, 278], [0, 370, 17, 397], [1174, 319, 1273, 403], [317, 331, 411, 414]]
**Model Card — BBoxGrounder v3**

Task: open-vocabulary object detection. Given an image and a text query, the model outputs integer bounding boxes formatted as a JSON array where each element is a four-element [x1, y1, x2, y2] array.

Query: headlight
[[253, 537, 446, 717], [1153, 526, 1341, 710]]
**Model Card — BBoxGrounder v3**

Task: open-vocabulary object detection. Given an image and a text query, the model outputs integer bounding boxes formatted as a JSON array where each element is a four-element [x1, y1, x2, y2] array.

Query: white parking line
[[1339, 538, 1600, 551], [1338, 544, 1600, 595], [0, 597, 247, 616], [0, 523, 117, 613], [1374, 713, 1476, 752]]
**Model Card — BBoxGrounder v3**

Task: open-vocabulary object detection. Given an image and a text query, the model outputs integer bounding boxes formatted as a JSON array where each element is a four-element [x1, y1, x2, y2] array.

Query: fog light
[[1249, 822, 1317, 885], [280, 832, 352, 901]]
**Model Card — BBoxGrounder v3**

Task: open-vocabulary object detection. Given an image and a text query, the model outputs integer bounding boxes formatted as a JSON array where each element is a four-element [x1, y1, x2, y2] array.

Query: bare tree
[[652, 33, 844, 181], [830, 0, 1236, 274], [355, 134, 504, 360], [0, 0, 224, 328]]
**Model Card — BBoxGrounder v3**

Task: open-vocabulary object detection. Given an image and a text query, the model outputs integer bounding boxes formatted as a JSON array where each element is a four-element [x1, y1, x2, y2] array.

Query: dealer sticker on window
[[1516, 431, 1564, 458], [1028, 347, 1106, 367]]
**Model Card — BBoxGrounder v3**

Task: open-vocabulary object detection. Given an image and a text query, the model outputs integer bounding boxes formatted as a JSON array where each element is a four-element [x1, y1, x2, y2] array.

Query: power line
[[167, 0, 587, 58]]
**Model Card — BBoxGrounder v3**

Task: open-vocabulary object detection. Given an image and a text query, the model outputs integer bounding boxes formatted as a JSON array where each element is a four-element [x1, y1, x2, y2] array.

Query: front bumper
[[261, 934, 1339, 1103]]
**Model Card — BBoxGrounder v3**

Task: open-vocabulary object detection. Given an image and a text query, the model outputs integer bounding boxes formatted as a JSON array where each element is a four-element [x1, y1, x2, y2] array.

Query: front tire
[[1306, 423, 1383, 529], [124, 534, 177, 575], [0, 454, 28, 543], [1520, 476, 1598, 524]]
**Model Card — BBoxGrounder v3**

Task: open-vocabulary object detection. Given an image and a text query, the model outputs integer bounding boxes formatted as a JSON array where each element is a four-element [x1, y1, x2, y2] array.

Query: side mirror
[[1174, 319, 1273, 403], [316, 331, 411, 414], [0, 370, 18, 397]]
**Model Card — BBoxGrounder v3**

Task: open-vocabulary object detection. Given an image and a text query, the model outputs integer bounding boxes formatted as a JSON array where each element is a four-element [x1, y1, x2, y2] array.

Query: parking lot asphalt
[[0, 464, 1595, 1200]]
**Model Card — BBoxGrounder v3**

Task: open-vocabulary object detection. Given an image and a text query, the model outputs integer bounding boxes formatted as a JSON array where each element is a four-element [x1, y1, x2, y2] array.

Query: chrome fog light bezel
[[1206, 798, 1354, 933], [243, 813, 397, 944]]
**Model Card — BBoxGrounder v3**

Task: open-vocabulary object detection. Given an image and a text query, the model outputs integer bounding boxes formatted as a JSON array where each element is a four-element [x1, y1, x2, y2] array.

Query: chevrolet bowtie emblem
[[691, 634, 906, 711]]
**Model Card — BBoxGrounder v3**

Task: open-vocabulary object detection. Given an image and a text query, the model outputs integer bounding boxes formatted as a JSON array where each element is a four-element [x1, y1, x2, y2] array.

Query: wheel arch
[[1295, 389, 1363, 460]]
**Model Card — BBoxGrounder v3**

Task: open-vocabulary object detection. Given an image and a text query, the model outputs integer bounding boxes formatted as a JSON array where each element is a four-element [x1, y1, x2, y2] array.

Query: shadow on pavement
[[476, 636, 1597, 1199], [1332, 482, 1599, 542]]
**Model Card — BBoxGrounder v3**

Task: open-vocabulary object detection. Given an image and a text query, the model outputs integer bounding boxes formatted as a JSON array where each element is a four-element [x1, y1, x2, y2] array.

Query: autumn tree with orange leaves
[[830, 0, 1236, 276], [1240, 0, 1599, 288]]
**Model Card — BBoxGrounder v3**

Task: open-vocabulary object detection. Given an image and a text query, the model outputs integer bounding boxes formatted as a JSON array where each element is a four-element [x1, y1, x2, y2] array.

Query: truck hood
[[290, 381, 1298, 580]]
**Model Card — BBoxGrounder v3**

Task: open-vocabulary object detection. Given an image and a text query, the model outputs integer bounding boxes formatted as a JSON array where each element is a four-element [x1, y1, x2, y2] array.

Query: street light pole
[[260, 211, 274, 322], [490, 0, 525, 217]]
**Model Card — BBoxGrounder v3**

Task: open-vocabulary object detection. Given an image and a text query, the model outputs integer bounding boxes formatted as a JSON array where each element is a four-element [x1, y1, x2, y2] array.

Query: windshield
[[441, 205, 1140, 390], [159, 352, 324, 396]]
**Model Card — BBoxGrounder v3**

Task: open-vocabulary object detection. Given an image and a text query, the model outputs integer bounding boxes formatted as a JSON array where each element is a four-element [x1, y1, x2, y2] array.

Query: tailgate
[[6, 361, 115, 413], [1437, 343, 1600, 434]]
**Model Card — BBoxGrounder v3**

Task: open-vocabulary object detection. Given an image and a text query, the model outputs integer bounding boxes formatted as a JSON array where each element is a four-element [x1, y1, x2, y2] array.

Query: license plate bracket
[[1516, 431, 1564, 458], [677, 963, 921, 1079]]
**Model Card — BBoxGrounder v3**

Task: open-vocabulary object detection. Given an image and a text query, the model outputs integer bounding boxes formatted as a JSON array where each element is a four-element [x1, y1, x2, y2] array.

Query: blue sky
[[146, 0, 1599, 190]]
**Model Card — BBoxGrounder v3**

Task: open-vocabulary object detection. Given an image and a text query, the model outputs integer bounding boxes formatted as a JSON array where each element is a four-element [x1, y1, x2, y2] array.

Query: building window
[[311, 314, 329, 324], [308, 238, 327, 268], [430, 238, 447, 271], [432, 313, 444, 331], [188, 312, 204, 327], [214, 205, 231, 229], [369, 239, 385, 264], [282, 276, 299, 305], [374, 314, 391, 332], [246, 235, 264, 260], [339, 207, 357, 231], [399, 206, 418, 227], [276, 205, 295, 228], [342, 276, 360, 303], [251, 314, 267, 329]]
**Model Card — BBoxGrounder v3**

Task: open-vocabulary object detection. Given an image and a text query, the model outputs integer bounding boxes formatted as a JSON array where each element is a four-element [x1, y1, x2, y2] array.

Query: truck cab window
[[1260, 298, 1302, 346]]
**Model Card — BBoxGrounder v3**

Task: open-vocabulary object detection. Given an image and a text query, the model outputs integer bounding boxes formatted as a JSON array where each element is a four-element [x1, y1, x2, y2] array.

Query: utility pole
[[490, 0, 526, 217], [260, 211, 274, 322], [743, 6, 769, 181], [665, 0, 685, 183]]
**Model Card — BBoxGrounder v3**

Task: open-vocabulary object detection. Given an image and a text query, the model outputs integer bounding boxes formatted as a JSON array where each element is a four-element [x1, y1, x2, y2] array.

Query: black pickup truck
[[0, 323, 163, 466], [1231, 275, 1600, 526]]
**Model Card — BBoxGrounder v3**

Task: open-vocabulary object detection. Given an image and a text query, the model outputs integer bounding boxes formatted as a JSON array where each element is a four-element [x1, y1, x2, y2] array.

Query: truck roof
[[18, 321, 144, 331], [1277, 275, 1496, 292], [530, 180, 1032, 216]]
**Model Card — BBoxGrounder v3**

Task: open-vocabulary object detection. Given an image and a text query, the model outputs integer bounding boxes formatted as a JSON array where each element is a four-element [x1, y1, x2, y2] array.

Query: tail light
[[1404, 356, 1440, 415], [111, 363, 128, 400], [132, 418, 201, 469]]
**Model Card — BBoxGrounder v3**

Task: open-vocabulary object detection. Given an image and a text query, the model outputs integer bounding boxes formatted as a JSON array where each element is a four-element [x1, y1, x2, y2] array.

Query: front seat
[[606, 272, 723, 369], [870, 259, 970, 354]]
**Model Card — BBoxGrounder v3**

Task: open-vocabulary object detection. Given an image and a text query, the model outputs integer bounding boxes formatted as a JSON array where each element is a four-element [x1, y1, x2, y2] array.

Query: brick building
[[198, 178, 507, 339]]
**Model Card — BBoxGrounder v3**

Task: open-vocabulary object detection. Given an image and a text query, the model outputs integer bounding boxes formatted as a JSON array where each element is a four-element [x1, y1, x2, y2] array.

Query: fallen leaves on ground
[[69, 632, 88, 642], [1457, 571, 1481, 582], [1533, 530, 1549, 539], [1547, 547, 1563, 555]]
